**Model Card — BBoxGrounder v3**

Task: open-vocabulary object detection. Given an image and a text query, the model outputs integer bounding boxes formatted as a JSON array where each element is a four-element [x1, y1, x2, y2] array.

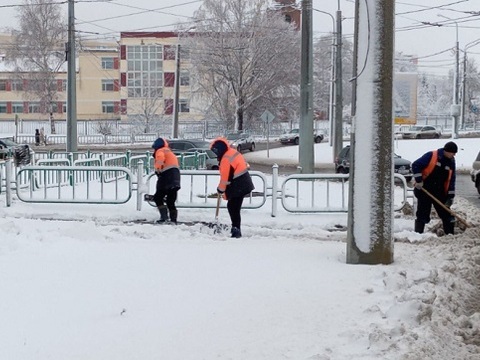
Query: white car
[[401, 125, 441, 139], [226, 132, 255, 152], [280, 129, 324, 145], [470, 150, 480, 194]]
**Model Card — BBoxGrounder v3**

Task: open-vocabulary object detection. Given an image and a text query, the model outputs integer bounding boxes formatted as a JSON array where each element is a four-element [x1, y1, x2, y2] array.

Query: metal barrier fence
[[3, 160, 411, 216]]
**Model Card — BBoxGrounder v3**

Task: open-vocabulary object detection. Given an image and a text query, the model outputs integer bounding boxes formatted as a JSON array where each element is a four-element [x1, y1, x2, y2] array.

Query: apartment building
[[0, 34, 121, 124], [118, 31, 203, 123]]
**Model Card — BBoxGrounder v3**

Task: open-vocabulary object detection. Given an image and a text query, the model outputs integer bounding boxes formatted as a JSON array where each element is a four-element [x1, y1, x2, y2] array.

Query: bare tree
[[129, 87, 167, 134], [180, 0, 300, 132], [6, 0, 66, 132], [313, 34, 353, 121]]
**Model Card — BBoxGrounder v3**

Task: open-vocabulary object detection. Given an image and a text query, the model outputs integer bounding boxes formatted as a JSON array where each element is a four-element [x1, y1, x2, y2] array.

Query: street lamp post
[[460, 38, 480, 130], [313, 9, 335, 148], [438, 14, 460, 138]]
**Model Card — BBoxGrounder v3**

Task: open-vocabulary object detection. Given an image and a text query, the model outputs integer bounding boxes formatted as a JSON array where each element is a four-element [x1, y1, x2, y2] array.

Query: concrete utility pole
[[299, 0, 314, 173], [172, 44, 181, 139], [66, 0, 77, 153], [333, 4, 343, 164], [346, 0, 395, 265], [438, 15, 460, 138]]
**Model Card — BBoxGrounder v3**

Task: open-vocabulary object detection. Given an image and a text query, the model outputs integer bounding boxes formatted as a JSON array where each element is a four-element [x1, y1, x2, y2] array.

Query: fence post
[[5, 159, 12, 207], [271, 164, 278, 217], [136, 160, 145, 211]]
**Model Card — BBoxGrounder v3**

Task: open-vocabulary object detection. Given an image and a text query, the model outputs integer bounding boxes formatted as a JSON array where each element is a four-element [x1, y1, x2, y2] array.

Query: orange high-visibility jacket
[[154, 140, 179, 173]]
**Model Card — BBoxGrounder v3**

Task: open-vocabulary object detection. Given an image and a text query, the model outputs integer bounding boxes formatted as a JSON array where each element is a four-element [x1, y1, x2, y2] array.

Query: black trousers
[[414, 188, 454, 233], [154, 185, 178, 215], [227, 196, 244, 229]]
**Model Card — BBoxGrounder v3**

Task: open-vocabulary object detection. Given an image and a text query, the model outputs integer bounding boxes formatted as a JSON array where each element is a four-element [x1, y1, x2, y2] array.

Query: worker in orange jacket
[[151, 137, 181, 223], [210, 137, 254, 238], [412, 141, 457, 235]]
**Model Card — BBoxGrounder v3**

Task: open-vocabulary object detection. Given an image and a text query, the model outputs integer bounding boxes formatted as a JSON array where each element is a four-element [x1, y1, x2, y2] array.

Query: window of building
[[0, 102, 7, 113], [102, 101, 115, 113], [180, 70, 190, 86], [179, 99, 190, 113], [180, 47, 190, 60], [11, 80, 23, 91], [12, 102, 24, 113], [29, 102, 41, 113], [126, 45, 163, 98], [164, 45, 176, 60], [0, 80, 7, 91], [102, 79, 115, 91], [62, 102, 67, 113], [28, 80, 43, 91], [102, 57, 115, 69]]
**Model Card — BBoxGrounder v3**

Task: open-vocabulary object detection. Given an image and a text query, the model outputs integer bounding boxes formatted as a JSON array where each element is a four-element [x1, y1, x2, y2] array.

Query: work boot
[[169, 209, 178, 224], [414, 220, 425, 234], [157, 206, 168, 223], [443, 218, 455, 235], [231, 227, 242, 238]]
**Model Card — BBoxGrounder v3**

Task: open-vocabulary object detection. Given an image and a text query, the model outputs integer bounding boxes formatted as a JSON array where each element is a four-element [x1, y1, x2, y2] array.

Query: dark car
[[167, 139, 219, 170], [0, 137, 31, 165], [334, 145, 412, 182]]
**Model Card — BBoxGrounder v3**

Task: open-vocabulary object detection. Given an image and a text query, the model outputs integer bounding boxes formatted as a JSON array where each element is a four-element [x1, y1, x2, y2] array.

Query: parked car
[[0, 137, 31, 165], [334, 145, 412, 181], [167, 139, 219, 170], [279, 128, 324, 145], [225, 132, 255, 152], [186, 148, 219, 170], [401, 125, 441, 139], [470, 149, 480, 194]]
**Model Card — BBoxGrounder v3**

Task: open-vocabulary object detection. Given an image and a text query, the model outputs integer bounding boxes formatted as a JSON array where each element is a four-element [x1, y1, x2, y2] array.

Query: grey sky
[[0, 0, 479, 75]]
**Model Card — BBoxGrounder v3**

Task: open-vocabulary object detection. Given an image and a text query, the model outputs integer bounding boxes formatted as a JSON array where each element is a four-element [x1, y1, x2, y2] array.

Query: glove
[[217, 188, 224, 195], [445, 197, 453, 208], [414, 181, 423, 190]]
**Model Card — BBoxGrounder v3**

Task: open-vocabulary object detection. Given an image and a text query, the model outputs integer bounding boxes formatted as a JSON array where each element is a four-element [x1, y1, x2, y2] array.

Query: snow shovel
[[209, 192, 223, 234], [421, 188, 471, 228]]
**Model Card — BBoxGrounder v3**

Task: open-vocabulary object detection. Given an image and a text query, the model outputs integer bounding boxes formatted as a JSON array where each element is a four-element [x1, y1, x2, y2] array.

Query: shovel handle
[[421, 188, 471, 228], [215, 192, 221, 219]]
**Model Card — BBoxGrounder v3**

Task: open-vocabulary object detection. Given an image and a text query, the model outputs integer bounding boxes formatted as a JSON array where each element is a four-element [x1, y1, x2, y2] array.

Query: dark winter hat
[[210, 139, 228, 158], [152, 137, 165, 150], [443, 141, 458, 153]]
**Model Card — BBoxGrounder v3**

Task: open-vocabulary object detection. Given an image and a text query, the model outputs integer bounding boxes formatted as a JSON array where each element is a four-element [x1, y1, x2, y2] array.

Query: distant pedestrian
[[39, 127, 46, 145], [34, 129, 40, 146], [412, 141, 457, 235], [151, 137, 181, 224], [210, 137, 254, 238]]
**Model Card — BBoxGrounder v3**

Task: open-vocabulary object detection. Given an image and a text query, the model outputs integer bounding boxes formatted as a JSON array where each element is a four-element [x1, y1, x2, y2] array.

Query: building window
[[102, 57, 115, 69], [164, 45, 176, 60], [126, 45, 163, 98], [180, 47, 190, 60], [28, 80, 43, 91], [285, 14, 292, 23], [179, 99, 190, 113], [0, 102, 7, 113], [11, 80, 23, 91], [0, 80, 6, 91], [102, 101, 115, 113], [62, 102, 67, 113], [102, 79, 115, 91], [12, 102, 24, 113], [180, 70, 190, 86], [29, 102, 41, 113]]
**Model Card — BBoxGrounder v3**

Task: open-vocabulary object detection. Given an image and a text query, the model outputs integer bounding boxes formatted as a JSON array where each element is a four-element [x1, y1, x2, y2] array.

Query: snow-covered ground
[[1, 138, 479, 359]]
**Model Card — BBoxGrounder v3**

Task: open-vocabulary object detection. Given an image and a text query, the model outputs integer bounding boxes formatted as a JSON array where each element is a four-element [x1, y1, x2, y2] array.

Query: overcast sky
[[1, 0, 479, 75]]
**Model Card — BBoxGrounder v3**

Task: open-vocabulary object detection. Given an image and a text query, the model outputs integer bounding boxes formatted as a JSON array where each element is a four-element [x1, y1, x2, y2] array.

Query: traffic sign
[[261, 110, 275, 124]]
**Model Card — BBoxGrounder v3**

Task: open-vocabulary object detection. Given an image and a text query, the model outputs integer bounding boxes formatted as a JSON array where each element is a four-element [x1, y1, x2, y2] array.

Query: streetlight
[[438, 14, 460, 138], [460, 38, 480, 130], [313, 8, 335, 147]]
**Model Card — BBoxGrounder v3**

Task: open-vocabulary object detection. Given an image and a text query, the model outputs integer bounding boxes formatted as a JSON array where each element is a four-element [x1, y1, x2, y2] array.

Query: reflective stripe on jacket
[[217, 147, 249, 193], [414, 149, 454, 195]]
